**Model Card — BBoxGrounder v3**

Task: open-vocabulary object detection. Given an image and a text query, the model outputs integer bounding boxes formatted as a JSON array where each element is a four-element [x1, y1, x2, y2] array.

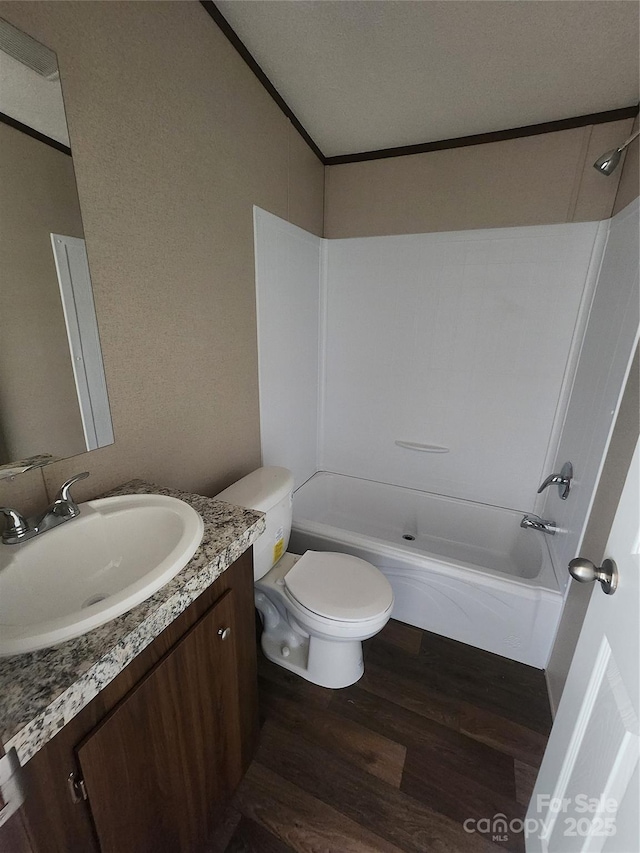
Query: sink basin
[[0, 494, 204, 657]]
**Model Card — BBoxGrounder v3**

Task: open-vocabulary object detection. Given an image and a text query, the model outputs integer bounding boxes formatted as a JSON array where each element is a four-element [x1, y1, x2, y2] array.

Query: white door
[[526, 437, 640, 852]]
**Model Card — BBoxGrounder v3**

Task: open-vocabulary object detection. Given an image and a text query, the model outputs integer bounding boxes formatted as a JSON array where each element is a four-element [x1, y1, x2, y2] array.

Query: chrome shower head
[[594, 148, 623, 175], [593, 128, 639, 176]]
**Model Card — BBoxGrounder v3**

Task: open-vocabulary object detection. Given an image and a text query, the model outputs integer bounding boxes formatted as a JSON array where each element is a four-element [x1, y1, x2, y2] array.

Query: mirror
[[0, 18, 113, 479]]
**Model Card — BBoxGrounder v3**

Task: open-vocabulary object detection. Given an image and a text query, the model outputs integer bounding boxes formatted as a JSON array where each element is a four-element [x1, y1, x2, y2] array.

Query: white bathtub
[[289, 472, 563, 669]]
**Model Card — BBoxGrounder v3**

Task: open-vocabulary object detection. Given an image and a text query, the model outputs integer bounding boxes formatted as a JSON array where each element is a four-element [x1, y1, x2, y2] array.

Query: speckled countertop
[[0, 480, 265, 765]]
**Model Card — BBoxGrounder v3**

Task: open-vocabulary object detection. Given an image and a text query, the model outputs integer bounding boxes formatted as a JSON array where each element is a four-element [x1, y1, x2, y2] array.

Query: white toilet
[[215, 466, 393, 688]]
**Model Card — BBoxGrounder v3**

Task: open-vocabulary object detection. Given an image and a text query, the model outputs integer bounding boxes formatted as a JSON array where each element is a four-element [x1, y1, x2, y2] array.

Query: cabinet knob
[[217, 627, 231, 640]]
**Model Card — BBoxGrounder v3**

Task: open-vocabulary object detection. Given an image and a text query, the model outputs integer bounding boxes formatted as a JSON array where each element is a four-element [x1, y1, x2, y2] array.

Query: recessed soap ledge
[[0, 479, 265, 765]]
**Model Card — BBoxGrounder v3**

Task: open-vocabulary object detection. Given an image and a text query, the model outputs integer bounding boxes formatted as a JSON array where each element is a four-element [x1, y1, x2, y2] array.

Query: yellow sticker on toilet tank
[[273, 526, 284, 563]]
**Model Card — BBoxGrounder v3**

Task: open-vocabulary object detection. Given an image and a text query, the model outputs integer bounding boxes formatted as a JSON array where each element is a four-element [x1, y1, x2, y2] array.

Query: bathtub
[[289, 472, 563, 669]]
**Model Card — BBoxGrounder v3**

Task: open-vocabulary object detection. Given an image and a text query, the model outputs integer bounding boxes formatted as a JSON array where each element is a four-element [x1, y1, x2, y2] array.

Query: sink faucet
[[520, 513, 558, 536], [0, 472, 90, 545]]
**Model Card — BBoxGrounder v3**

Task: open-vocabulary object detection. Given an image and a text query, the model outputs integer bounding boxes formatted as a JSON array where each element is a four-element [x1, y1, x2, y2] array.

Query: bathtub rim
[[291, 520, 562, 603], [292, 470, 563, 597]]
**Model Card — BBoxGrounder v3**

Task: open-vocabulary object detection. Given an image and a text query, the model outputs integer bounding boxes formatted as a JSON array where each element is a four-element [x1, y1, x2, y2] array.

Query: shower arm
[[614, 127, 640, 154]]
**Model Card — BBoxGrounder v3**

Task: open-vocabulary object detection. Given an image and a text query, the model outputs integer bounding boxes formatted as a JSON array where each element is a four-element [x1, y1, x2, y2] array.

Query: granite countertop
[[0, 479, 265, 765]]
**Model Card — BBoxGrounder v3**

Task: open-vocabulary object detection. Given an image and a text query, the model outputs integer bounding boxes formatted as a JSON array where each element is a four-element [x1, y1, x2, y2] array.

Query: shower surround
[[253, 203, 637, 666]]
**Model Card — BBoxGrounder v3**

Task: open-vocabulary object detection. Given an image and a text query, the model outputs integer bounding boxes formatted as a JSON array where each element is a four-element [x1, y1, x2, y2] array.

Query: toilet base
[[254, 553, 391, 689], [261, 631, 364, 689]]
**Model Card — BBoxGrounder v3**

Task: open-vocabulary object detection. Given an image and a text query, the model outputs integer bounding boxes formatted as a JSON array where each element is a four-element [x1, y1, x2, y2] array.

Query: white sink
[[0, 494, 204, 657]]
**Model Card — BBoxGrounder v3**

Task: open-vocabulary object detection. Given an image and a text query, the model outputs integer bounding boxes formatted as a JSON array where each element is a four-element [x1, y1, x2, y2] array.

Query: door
[[77, 589, 243, 853], [526, 437, 639, 852], [0, 750, 31, 853]]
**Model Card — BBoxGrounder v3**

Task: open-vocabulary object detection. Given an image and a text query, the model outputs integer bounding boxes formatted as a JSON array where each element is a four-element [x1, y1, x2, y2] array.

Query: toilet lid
[[284, 551, 393, 622]]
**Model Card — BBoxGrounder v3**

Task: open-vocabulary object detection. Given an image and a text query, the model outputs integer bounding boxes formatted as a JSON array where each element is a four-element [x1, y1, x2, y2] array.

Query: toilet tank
[[215, 467, 294, 580]]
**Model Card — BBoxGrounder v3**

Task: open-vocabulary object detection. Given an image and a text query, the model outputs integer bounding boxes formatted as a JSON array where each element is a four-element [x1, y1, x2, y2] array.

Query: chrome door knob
[[568, 557, 618, 595], [217, 627, 231, 640]]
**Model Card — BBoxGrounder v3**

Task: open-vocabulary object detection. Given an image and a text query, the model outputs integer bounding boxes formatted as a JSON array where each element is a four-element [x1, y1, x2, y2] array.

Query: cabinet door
[[0, 750, 32, 853], [77, 588, 242, 853], [0, 810, 34, 853]]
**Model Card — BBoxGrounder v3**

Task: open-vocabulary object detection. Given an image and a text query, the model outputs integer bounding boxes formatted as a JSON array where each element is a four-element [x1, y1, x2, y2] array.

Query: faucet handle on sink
[[57, 471, 90, 500], [0, 507, 29, 543], [53, 472, 90, 517]]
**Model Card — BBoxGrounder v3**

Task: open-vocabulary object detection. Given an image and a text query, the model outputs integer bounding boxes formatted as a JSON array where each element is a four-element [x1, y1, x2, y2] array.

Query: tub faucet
[[520, 514, 557, 535], [0, 472, 89, 545]]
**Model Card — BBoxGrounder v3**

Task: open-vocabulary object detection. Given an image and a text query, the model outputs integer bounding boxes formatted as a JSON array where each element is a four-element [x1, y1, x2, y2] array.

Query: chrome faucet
[[0, 472, 89, 545], [537, 461, 573, 500], [520, 514, 558, 535]]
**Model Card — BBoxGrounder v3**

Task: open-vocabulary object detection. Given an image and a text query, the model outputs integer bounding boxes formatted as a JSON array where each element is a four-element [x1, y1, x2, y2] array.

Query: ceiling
[[215, 0, 640, 159]]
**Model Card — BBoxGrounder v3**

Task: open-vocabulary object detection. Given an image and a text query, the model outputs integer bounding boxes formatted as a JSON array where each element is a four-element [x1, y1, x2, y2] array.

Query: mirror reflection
[[0, 18, 113, 478]]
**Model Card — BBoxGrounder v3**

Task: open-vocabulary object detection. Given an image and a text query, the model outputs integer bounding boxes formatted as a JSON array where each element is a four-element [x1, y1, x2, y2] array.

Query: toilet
[[215, 466, 393, 688]]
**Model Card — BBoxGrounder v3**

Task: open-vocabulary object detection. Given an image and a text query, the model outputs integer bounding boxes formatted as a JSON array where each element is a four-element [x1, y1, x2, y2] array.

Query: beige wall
[[324, 120, 634, 238], [0, 1, 324, 512], [0, 122, 86, 464]]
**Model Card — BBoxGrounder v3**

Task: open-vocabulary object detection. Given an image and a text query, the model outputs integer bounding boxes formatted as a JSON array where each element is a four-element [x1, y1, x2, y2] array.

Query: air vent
[[0, 17, 59, 80]]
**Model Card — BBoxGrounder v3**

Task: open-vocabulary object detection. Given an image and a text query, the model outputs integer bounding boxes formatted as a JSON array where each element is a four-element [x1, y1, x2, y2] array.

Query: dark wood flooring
[[212, 620, 552, 853]]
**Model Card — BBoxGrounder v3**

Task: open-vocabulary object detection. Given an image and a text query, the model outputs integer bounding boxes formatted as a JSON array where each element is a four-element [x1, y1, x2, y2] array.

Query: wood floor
[[212, 620, 552, 853]]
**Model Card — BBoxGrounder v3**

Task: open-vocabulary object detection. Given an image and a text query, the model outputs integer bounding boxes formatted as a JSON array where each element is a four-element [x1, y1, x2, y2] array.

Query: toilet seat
[[283, 551, 393, 623]]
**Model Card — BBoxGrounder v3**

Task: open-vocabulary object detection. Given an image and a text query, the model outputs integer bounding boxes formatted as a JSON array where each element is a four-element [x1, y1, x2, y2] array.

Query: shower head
[[593, 148, 623, 176], [593, 127, 640, 176]]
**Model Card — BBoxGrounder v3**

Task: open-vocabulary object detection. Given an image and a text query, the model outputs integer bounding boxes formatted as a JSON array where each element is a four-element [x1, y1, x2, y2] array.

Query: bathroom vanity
[[0, 482, 265, 853]]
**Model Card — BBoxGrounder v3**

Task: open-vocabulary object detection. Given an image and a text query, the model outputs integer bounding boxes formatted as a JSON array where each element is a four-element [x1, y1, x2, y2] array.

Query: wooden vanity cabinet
[[13, 550, 258, 853]]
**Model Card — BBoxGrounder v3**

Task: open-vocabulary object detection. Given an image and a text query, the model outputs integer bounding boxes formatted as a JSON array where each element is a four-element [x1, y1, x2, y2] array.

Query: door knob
[[568, 557, 618, 595], [217, 627, 231, 640]]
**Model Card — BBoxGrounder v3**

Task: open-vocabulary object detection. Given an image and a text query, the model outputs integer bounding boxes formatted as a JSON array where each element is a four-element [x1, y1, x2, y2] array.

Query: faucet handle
[[0, 508, 29, 543], [537, 473, 566, 491], [51, 472, 90, 518], [56, 471, 90, 502], [537, 461, 573, 500]]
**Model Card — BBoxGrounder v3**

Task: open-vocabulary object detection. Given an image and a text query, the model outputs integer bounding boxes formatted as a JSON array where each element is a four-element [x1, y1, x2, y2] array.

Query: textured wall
[[0, 1, 324, 512], [0, 122, 85, 464], [324, 120, 634, 238]]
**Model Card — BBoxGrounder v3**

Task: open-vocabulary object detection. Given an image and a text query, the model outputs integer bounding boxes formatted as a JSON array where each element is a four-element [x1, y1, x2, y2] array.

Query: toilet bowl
[[215, 467, 393, 688], [256, 550, 393, 688]]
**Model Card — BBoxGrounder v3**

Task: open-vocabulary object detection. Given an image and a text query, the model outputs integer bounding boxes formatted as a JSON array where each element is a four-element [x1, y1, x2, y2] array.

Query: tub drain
[[83, 593, 108, 608], [402, 534, 415, 541]]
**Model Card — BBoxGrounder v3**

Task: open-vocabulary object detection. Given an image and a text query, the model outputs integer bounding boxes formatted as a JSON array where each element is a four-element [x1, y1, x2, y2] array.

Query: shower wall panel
[[320, 222, 604, 510], [541, 199, 639, 587], [254, 207, 322, 489]]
